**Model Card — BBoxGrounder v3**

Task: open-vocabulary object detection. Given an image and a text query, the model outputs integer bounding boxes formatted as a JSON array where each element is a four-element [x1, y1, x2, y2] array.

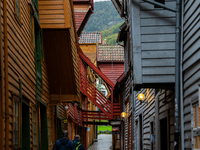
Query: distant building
[[97, 44, 124, 85]]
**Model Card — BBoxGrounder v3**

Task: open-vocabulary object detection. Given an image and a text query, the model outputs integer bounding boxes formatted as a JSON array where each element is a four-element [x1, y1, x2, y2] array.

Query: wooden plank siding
[[183, 0, 200, 149], [68, 0, 80, 99], [1, 0, 80, 149], [132, 88, 175, 150], [80, 44, 97, 64], [129, 0, 176, 86], [38, 0, 71, 28], [2, 0, 37, 149]]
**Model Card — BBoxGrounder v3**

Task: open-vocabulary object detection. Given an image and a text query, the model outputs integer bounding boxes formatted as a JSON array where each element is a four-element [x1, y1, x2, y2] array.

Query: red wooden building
[[97, 44, 124, 85], [73, 0, 94, 36]]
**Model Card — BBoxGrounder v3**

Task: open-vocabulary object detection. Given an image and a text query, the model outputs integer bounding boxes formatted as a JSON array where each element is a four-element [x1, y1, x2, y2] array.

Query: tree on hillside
[[84, 1, 123, 32]]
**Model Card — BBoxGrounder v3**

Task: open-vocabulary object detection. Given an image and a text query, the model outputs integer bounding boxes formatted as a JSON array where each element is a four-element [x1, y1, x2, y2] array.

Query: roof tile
[[97, 44, 124, 61], [79, 32, 101, 43]]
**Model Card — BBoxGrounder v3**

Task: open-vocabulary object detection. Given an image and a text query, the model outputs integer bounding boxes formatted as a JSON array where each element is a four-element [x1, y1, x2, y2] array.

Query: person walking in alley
[[72, 135, 85, 150], [53, 130, 73, 150]]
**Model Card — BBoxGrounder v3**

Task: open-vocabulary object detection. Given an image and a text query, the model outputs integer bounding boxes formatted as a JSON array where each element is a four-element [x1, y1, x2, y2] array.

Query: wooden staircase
[[78, 50, 121, 123], [80, 73, 121, 120]]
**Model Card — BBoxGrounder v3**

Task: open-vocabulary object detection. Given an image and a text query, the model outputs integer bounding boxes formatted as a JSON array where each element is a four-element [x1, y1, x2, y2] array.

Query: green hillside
[[102, 22, 124, 44], [84, 1, 123, 32]]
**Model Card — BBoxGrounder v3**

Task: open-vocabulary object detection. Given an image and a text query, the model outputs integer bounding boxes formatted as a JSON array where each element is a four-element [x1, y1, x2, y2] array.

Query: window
[[192, 104, 200, 149], [33, 109, 37, 146], [99, 78, 103, 84], [30, 12, 35, 47], [154, 0, 165, 8], [48, 118, 53, 145], [35, 24, 43, 101], [13, 96, 20, 146], [14, 0, 21, 22]]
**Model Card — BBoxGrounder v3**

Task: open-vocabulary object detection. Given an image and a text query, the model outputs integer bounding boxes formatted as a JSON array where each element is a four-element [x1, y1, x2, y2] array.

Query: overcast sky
[[94, 0, 109, 2]]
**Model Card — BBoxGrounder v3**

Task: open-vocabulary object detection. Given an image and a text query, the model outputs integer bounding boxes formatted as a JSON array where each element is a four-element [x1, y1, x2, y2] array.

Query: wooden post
[[3, 0, 9, 149], [0, 0, 3, 147], [111, 88, 114, 118], [84, 127, 87, 150]]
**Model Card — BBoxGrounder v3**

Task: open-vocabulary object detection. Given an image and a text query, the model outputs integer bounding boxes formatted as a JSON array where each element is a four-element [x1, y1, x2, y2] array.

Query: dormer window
[[154, 0, 165, 8]]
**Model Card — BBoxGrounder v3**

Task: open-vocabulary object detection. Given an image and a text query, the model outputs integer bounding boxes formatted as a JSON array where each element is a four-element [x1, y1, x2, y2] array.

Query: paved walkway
[[87, 134, 112, 150]]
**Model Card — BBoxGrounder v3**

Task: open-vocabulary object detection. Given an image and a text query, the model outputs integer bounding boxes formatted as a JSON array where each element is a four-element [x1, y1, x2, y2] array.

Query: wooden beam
[[79, 50, 115, 88], [51, 94, 79, 103]]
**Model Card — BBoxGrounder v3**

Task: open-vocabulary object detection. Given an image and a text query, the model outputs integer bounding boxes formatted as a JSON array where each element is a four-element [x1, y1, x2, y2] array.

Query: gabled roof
[[79, 32, 101, 44], [97, 44, 124, 62], [73, 0, 94, 36]]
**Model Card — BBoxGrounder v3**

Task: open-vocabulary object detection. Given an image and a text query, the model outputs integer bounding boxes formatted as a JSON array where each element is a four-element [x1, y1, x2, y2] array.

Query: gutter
[[174, 0, 181, 149], [180, 1, 184, 149], [3, 0, 9, 149]]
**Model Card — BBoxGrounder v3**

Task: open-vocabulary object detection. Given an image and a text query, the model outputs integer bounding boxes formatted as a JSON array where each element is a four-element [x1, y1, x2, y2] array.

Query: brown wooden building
[[0, 0, 81, 149]]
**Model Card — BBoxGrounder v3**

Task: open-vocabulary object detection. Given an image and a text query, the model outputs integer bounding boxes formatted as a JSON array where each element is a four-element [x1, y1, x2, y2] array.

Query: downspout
[[3, 0, 9, 149], [180, 0, 184, 149], [174, 0, 180, 149], [132, 89, 135, 150], [0, 0, 3, 148]]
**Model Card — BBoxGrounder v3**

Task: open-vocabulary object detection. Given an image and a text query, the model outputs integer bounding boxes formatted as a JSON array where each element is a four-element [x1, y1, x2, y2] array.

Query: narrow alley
[[87, 134, 112, 150], [0, 0, 199, 149]]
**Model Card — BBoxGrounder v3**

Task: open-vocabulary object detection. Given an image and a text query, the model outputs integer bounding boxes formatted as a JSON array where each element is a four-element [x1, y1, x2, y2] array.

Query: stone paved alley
[[87, 134, 112, 150]]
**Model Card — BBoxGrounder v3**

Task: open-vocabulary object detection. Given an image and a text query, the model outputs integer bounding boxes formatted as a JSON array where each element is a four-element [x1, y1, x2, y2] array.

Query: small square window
[[194, 136, 198, 149], [154, 0, 165, 8], [30, 12, 35, 47], [15, 0, 21, 22], [13, 96, 20, 146], [192, 104, 200, 149]]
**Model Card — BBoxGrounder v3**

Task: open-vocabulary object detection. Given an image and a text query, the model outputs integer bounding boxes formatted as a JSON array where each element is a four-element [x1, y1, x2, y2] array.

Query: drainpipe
[[3, 0, 9, 149], [0, 0, 2, 148], [174, 0, 180, 149], [180, 1, 184, 149], [132, 89, 135, 150]]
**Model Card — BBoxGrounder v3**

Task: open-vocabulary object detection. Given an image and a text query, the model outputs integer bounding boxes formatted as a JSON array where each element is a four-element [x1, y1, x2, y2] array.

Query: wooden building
[[78, 31, 102, 147], [113, 0, 200, 149], [73, 0, 94, 36], [79, 32, 102, 64], [0, 0, 80, 149], [97, 44, 124, 85], [182, 1, 200, 149]]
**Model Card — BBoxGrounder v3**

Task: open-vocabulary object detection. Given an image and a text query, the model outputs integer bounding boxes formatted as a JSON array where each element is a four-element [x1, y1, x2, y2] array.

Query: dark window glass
[[15, 0, 21, 20], [14, 97, 20, 145], [154, 0, 165, 8]]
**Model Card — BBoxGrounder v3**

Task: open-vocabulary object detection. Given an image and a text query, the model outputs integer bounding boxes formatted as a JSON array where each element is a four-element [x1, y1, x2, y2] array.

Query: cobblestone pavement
[[87, 134, 112, 150]]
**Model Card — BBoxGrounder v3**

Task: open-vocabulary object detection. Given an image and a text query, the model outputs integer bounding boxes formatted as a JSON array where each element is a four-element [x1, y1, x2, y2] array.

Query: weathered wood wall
[[132, 89, 174, 150], [68, 0, 80, 98], [80, 44, 97, 63], [38, 0, 71, 28], [2, 0, 36, 149], [129, 0, 176, 85], [0, 0, 77, 149], [183, 0, 200, 148]]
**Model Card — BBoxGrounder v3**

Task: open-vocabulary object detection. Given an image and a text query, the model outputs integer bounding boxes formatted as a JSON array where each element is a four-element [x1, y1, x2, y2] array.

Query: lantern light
[[138, 93, 145, 101], [65, 105, 69, 110], [121, 112, 126, 118]]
